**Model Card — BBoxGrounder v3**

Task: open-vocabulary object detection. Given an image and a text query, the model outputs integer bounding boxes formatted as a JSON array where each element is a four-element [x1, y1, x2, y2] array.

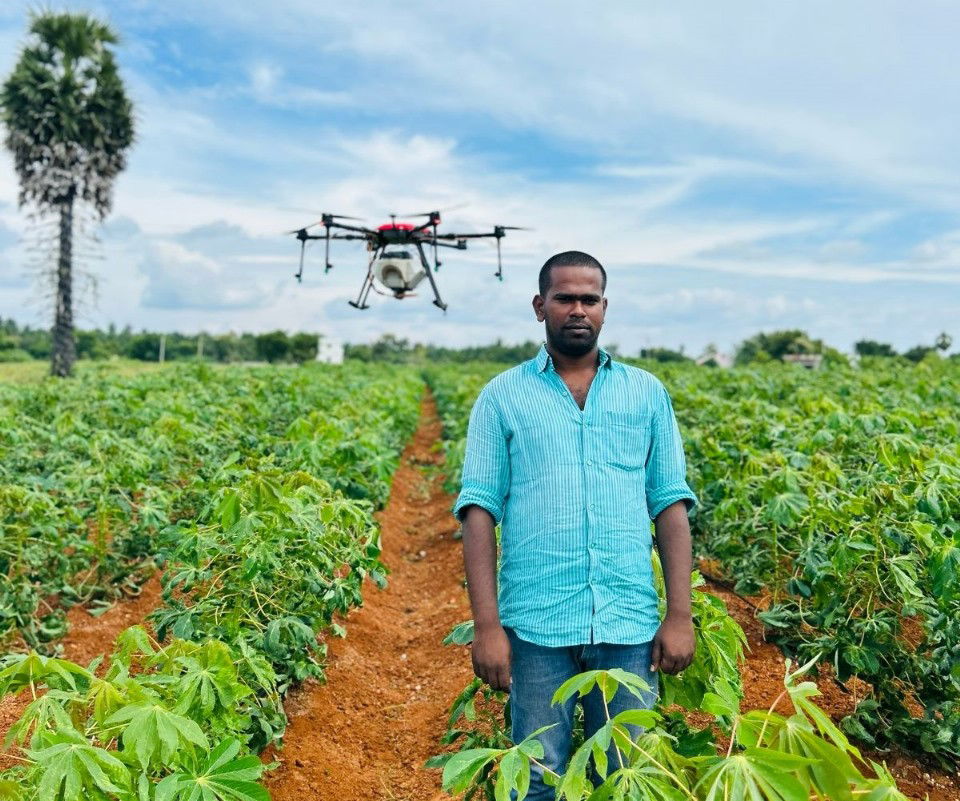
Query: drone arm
[[433, 231, 498, 240], [321, 219, 377, 236], [299, 233, 367, 241]]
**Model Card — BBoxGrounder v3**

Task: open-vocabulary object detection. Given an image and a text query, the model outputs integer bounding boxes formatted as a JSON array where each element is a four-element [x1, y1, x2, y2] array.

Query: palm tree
[[1, 12, 134, 377]]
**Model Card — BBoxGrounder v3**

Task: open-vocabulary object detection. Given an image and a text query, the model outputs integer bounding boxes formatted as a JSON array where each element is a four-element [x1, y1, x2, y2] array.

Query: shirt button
[[586, 459, 593, 466], [589, 503, 596, 510]]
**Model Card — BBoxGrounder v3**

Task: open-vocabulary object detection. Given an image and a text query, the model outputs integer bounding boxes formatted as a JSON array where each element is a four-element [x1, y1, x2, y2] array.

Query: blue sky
[[0, 1, 958, 355]]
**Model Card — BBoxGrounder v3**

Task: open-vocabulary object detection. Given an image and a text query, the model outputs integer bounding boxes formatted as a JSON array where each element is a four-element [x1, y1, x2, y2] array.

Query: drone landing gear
[[348, 247, 381, 310], [415, 242, 448, 312]]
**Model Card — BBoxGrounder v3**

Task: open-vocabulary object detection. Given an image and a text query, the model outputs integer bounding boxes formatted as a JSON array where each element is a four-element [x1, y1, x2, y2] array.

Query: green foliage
[[665, 358, 960, 761], [0, 631, 270, 801], [0, 362, 424, 797], [637, 347, 691, 363], [254, 330, 290, 363], [436, 654, 910, 800], [903, 344, 936, 363], [854, 340, 897, 358], [288, 332, 319, 363], [0, 362, 420, 649], [735, 330, 824, 365], [1, 11, 134, 215]]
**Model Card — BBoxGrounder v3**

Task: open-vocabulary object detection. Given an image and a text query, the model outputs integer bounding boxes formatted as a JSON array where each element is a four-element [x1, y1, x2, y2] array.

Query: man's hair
[[538, 250, 607, 296]]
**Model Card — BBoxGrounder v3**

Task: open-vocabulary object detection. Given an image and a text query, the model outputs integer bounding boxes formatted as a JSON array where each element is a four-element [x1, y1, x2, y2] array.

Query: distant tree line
[[345, 335, 544, 364], [1, 319, 954, 367], [733, 329, 954, 365], [0, 319, 319, 363]]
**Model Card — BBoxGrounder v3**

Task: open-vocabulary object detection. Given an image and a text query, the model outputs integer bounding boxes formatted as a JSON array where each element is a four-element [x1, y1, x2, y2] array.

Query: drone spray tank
[[372, 250, 426, 297]]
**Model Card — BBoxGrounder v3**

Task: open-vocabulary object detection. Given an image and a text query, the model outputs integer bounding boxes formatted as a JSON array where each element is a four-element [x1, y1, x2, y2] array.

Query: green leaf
[[105, 701, 208, 769], [0, 653, 91, 697], [441, 748, 503, 794], [25, 728, 130, 801], [551, 669, 651, 707], [113, 625, 156, 665], [443, 620, 475, 646], [695, 748, 814, 801], [4, 691, 76, 748], [155, 737, 269, 801], [765, 492, 809, 526]]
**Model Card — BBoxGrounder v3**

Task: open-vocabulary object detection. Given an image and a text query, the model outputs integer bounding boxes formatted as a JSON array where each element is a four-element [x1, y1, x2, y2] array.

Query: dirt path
[[262, 393, 474, 801]]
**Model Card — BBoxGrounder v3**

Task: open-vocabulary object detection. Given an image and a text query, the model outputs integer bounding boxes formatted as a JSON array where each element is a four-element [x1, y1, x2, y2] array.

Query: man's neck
[[546, 342, 600, 374]]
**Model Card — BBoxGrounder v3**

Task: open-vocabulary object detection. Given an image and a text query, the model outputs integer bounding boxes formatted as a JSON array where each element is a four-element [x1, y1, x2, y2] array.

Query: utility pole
[[159, 334, 166, 363]]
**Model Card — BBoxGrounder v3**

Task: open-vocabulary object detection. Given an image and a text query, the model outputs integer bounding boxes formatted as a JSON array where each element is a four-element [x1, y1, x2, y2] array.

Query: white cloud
[[911, 231, 960, 268], [138, 240, 282, 310]]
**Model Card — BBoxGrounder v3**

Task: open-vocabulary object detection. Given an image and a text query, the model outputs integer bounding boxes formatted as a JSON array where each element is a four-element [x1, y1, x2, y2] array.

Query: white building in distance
[[316, 337, 344, 364]]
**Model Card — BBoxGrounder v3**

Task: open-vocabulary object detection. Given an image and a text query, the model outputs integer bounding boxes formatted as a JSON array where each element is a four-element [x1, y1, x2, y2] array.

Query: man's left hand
[[650, 614, 695, 675]]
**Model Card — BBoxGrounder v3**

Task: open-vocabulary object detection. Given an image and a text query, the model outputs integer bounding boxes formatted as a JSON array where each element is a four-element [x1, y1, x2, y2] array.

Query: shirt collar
[[535, 343, 612, 373]]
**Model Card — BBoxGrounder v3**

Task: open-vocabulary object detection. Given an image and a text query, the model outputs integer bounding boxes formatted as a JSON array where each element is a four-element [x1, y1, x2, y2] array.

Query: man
[[453, 251, 697, 798]]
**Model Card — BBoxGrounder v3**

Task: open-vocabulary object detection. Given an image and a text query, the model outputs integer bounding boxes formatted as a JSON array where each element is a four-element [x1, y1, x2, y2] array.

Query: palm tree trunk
[[51, 188, 76, 377]]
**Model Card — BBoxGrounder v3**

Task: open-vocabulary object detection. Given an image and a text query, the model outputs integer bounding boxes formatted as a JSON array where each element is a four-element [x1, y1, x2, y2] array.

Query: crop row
[[658, 357, 960, 763], [0, 363, 415, 649], [424, 365, 912, 800], [0, 364, 423, 799]]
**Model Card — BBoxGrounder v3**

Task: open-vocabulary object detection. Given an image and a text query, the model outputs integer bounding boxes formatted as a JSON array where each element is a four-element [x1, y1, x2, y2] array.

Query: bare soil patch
[[262, 392, 474, 801]]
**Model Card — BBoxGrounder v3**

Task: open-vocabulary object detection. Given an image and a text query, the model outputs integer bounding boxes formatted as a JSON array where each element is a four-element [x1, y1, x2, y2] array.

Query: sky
[[0, 1, 958, 356]]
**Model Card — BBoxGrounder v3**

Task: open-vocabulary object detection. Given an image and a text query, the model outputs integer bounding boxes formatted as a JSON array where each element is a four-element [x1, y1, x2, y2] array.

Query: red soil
[[261, 393, 474, 801]]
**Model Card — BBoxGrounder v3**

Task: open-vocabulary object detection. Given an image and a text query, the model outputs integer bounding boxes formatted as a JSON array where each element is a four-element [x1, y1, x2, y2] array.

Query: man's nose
[[570, 301, 587, 317]]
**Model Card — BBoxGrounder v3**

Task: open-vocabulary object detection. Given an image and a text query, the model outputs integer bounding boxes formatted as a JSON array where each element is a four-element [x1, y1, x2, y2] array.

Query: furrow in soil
[[262, 392, 473, 801]]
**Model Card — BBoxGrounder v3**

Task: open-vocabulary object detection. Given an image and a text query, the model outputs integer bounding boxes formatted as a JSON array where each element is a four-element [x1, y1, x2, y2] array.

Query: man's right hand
[[472, 623, 511, 691]]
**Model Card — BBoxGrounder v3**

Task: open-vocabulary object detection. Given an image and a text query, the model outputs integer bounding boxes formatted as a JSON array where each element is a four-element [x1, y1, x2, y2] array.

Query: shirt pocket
[[601, 410, 652, 470]]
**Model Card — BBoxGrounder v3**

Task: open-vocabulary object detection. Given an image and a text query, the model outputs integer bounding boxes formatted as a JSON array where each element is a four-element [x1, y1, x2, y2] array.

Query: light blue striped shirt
[[453, 344, 697, 647]]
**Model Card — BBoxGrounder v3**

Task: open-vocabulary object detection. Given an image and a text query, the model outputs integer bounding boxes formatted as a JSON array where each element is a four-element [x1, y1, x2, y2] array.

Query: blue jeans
[[505, 628, 658, 801]]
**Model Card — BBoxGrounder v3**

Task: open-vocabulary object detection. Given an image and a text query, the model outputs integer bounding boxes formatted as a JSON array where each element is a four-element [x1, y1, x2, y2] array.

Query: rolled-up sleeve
[[645, 382, 697, 519], [452, 388, 510, 523], [453, 390, 510, 523]]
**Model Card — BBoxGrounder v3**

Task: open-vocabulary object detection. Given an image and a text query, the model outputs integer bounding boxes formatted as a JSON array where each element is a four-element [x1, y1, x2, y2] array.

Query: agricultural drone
[[286, 210, 525, 311]]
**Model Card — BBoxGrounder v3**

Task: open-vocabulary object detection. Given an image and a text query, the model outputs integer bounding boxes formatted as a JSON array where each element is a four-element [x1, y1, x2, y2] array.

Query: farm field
[[0, 358, 958, 800]]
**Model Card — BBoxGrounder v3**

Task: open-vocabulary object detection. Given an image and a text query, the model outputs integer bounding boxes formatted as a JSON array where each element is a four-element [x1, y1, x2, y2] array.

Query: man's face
[[533, 265, 607, 357]]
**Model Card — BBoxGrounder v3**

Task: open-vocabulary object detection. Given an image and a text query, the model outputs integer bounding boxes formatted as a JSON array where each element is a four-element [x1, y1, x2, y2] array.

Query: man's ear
[[533, 294, 545, 322]]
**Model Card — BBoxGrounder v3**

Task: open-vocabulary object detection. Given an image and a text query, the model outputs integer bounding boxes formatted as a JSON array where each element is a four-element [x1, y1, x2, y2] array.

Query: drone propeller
[[284, 223, 321, 236], [400, 202, 469, 218]]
